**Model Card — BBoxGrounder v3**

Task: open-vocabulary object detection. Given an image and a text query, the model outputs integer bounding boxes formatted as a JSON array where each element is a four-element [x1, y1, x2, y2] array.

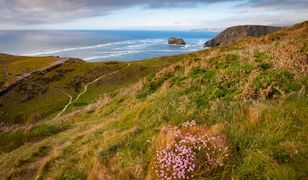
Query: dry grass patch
[[270, 40, 308, 76], [87, 159, 117, 180]]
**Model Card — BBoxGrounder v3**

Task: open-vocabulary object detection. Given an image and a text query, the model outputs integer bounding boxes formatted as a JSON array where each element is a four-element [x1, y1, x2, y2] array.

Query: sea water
[[0, 30, 217, 62]]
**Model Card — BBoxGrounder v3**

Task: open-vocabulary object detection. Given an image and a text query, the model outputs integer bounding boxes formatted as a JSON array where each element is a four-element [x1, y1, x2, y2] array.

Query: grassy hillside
[[0, 54, 190, 154], [0, 21, 307, 179], [0, 54, 60, 87], [0, 54, 186, 125]]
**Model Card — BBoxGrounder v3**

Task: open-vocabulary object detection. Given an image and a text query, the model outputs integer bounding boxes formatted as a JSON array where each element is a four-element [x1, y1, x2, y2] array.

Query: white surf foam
[[21, 38, 165, 56], [84, 50, 141, 61], [21, 37, 203, 61]]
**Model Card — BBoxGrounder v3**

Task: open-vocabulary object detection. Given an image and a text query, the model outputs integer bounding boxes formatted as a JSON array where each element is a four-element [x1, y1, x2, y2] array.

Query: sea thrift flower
[[152, 121, 229, 180], [182, 120, 196, 128]]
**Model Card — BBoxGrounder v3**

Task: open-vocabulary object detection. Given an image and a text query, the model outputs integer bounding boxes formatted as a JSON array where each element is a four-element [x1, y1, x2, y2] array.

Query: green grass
[[0, 122, 68, 153], [0, 63, 5, 84], [0, 53, 59, 81], [6, 56, 57, 76], [227, 97, 308, 179]]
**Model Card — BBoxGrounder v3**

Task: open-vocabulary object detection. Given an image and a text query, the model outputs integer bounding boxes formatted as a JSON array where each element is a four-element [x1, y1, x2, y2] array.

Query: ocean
[[0, 30, 217, 62]]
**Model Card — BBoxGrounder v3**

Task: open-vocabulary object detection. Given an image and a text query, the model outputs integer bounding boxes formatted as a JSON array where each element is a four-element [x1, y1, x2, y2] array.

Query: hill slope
[[0, 21, 307, 179], [0, 54, 187, 126]]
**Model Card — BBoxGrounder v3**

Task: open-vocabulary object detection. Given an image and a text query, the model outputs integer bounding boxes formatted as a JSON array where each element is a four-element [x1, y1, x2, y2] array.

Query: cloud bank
[[0, 0, 232, 23], [0, 0, 307, 28]]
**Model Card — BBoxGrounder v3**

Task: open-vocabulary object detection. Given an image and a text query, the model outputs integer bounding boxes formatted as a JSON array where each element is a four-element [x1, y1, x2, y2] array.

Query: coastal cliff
[[204, 25, 282, 47]]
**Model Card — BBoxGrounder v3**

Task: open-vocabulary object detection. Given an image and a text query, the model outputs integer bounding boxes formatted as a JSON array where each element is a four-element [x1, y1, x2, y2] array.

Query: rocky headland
[[204, 25, 282, 47]]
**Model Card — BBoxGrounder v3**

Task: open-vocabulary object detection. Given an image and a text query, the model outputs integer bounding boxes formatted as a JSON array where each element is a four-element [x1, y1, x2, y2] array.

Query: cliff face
[[204, 25, 282, 47]]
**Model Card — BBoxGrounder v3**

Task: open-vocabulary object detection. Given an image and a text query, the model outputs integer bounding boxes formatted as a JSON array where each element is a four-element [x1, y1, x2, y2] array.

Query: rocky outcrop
[[204, 25, 282, 47], [168, 37, 186, 46]]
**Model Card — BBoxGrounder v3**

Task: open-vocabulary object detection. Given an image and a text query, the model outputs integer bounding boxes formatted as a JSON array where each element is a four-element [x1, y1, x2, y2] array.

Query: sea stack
[[168, 37, 186, 46]]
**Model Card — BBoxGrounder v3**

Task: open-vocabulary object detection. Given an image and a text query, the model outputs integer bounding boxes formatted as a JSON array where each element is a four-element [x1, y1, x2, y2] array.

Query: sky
[[0, 0, 307, 30]]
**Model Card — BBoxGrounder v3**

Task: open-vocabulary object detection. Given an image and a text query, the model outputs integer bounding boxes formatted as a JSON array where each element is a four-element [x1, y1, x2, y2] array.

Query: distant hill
[[190, 27, 223, 32], [204, 25, 283, 47]]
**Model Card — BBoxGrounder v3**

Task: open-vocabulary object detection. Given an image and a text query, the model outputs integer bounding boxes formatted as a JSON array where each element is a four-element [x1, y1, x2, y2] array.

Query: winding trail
[[54, 63, 130, 119], [51, 87, 73, 119]]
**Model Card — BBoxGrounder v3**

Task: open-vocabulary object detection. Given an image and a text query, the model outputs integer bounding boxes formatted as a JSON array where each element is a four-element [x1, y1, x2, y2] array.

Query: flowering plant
[[151, 121, 229, 180]]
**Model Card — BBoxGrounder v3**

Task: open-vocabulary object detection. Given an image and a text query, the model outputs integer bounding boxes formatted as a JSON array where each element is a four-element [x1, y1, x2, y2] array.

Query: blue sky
[[0, 0, 307, 30]]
